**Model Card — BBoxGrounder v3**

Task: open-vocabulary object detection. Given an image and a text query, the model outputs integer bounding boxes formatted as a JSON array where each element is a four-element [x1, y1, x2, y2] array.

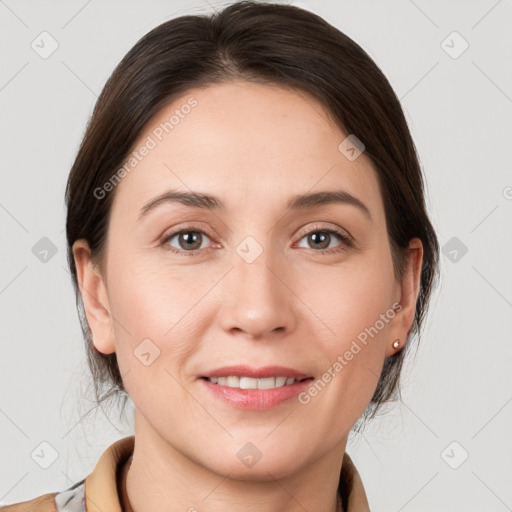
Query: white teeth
[[206, 376, 300, 389], [258, 377, 276, 390], [239, 377, 258, 389], [276, 376, 287, 387], [226, 376, 239, 387]]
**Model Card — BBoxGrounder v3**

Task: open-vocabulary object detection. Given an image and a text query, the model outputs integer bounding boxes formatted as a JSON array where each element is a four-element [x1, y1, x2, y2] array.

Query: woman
[[2, 1, 439, 511]]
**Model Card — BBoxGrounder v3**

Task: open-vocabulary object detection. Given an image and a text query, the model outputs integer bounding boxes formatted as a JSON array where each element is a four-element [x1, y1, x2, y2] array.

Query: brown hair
[[66, 0, 439, 430]]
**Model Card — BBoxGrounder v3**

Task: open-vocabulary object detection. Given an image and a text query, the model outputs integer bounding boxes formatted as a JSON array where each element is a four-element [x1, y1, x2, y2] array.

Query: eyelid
[[295, 222, 353, 243]]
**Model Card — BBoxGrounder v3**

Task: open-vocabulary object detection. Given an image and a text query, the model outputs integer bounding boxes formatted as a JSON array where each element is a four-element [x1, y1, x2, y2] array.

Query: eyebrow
[[138, 188, 372, 221]]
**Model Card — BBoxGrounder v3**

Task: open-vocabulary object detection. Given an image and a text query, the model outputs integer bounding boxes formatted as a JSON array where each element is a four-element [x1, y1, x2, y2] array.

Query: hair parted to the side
[[65, 0, 439, 430]]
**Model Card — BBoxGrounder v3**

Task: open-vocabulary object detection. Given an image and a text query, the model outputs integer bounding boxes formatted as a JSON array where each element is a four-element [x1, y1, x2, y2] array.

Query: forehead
[[110, 80, 383, 221]]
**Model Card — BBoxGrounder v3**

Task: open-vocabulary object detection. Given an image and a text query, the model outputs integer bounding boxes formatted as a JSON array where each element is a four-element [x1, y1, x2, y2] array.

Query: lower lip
[[199, 378, 313, 410]]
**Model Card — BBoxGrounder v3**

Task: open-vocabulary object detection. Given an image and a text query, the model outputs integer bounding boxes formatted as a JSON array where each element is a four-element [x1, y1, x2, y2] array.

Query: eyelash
[[161, 224, 354, 256]]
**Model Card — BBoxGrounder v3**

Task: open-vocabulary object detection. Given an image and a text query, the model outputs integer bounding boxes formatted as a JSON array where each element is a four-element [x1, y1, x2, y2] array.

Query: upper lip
[[200, 365, 312, 380]]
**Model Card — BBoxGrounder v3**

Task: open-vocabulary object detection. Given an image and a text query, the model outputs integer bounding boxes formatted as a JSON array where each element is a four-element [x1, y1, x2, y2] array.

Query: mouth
[[198, 365, 314, 409], [201, 375, 312, 390], [200, 365, 313, 388]]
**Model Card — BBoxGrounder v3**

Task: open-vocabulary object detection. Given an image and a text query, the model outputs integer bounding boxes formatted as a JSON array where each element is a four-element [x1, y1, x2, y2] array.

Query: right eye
[[161, 227, 214, 255]]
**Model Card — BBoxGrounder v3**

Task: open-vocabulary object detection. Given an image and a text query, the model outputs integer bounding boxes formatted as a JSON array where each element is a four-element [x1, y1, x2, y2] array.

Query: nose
[[218, 247, 297, 341]]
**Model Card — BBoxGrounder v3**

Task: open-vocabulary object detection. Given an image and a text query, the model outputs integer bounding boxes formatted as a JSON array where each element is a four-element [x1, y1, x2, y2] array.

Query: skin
[[73, 80, 423, 512]]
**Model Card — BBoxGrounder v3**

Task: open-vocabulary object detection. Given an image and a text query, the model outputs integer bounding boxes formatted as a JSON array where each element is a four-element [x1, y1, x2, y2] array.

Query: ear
[[385, 237, 423, 357], [72, 239, 116, 355]]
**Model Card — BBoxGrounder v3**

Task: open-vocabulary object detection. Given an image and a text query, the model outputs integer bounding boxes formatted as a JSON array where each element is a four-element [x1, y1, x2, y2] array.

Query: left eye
[[295, 228, 352, 254]]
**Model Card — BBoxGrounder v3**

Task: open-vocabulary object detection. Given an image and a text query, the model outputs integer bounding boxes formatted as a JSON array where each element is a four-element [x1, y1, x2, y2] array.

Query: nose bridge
[[234, 235, 283, 305], [220, 233, 295, 337]]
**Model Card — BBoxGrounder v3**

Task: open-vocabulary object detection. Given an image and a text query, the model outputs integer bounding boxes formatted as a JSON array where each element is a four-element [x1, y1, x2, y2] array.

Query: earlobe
[[385, 238, 423, 357], [72, 239, 116, 355]]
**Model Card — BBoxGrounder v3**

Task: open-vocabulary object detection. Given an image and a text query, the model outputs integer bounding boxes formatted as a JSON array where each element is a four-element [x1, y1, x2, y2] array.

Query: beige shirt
[[0, 435, 371, 511]]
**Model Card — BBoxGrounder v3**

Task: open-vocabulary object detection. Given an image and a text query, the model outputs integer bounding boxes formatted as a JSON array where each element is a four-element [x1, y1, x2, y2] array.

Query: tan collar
[[84, 435, 370, 512]]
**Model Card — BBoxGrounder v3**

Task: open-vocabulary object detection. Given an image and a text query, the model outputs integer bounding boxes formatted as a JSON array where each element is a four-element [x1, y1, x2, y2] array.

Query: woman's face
[[76, 80, 420, 478]]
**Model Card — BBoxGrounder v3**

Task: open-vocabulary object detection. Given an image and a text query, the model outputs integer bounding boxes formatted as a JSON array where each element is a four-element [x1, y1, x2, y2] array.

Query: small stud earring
[[392, 339, 400, 349]]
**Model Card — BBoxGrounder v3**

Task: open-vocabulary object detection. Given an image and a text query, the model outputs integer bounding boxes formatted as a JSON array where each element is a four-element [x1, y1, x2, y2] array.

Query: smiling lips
[[201, 364, 312, 379], [199, 365, 314, 409]]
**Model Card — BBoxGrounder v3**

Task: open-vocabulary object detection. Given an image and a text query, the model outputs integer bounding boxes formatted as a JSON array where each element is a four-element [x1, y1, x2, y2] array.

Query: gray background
[[1, 0, 511, 510]]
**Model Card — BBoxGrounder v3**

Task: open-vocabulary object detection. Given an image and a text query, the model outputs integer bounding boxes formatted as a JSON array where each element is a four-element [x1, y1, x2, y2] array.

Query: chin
[[197, 441, 309, 481]]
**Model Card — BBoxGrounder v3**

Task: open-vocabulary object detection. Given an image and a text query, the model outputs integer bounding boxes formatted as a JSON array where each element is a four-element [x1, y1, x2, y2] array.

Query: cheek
[[108, 256, 205, 335], [106, 258, 219, 375], [301, 252, 396, 349], [106, 264, 189, 408], [297, 249, 395, 412]]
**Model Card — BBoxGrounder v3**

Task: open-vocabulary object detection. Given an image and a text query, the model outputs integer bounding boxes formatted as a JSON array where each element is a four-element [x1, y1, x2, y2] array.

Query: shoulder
[[0, 492, 57, 512], [0, 436, 133, 512], [1, 479, 86, 512]]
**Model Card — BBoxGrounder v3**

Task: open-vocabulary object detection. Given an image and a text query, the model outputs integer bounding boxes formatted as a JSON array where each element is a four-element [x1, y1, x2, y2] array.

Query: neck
[[119, 413, 346, 512]]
